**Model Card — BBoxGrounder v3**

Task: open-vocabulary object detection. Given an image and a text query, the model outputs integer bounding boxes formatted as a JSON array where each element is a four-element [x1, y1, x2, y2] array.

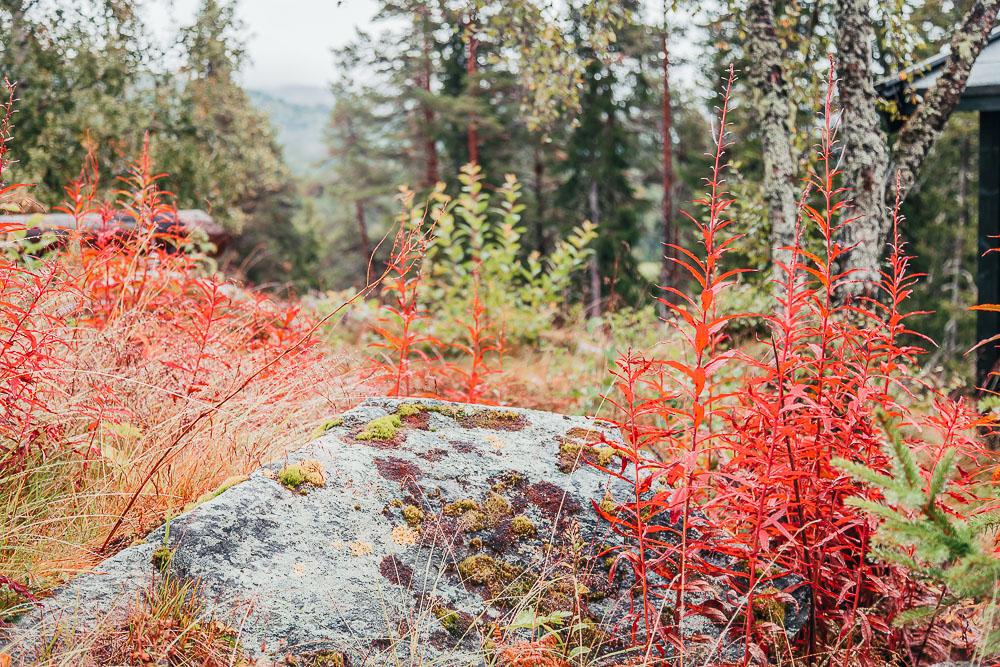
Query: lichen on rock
[[354, 413, 402, 441], [2, 398, 801, 665]]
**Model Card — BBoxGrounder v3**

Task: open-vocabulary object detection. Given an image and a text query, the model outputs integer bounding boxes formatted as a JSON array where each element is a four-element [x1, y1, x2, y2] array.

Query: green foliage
[[156, 0, 314, 288], [0, 1, 156, 193], [0, 0, 313, 289], [554, 3, 651, 308], [835, 426, 1000, 655], [422, 163, 596, 344]]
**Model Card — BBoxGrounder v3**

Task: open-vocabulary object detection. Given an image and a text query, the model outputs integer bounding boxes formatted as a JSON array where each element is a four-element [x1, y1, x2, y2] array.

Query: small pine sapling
[[837, 425, 1000, 662]]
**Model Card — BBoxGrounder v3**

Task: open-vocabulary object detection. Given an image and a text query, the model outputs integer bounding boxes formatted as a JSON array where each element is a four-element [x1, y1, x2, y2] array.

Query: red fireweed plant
[[368, 190, 439, 397], [0, 79, 69, 473], [367, 185, 507, 403], [443, 265, 505, 404], [594, 64, 999, 666], [596, 65, 748, 662], [1, 82, 380, 607]]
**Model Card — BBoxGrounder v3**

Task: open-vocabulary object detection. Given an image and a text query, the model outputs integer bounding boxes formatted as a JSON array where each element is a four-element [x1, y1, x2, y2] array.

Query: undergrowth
[[594, 66, 1000, 665], [0, 80, 356, 614]]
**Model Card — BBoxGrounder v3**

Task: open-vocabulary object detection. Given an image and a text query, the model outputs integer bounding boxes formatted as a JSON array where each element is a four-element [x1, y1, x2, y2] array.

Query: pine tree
[[0, 0, 156, 201], [320, 40, 409, 287], [154, 0, 311, 288], [836, 428, 1000, 658], [555, 1, 650, 313]]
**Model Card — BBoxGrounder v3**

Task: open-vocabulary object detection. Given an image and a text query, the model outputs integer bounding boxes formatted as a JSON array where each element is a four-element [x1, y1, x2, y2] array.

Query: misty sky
[[145, 0, 378, 89]]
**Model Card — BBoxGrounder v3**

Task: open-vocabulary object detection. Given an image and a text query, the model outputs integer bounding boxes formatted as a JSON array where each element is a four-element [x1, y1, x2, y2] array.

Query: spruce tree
[[554, 1, 649, 312], [836, 428, 1000, 658], [155, 0, 311, 288]]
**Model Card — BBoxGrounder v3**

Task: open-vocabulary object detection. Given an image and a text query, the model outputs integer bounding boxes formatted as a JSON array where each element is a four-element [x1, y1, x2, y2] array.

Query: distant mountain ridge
[[249, 85, 332, 176]]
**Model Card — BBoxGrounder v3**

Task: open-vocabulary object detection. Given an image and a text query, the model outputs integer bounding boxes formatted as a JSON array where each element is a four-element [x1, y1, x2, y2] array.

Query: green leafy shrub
[[423, 164, 596, 345]]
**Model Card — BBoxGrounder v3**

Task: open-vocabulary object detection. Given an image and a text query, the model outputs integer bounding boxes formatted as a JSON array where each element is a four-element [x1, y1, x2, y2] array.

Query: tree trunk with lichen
[[746, 0, 798, 288], [834, 0, 1000, 301], [832, 0, 891, 300]]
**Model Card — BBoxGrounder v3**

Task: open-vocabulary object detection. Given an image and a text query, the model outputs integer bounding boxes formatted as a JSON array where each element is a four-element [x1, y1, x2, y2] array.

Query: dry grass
[[0, 303, 366, 605]]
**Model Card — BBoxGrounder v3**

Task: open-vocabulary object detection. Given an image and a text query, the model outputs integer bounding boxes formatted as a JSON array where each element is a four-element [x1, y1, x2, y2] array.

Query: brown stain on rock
[[373, 457, 423, 483], [401, 411, 431, 430], [379, 555, 414, 588], [525, 481, 581, 518]]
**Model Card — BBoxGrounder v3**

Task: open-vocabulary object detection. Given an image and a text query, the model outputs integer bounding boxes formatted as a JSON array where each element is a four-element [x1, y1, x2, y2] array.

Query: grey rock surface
[[2, 398, 809, 665], [3, 399, 633, 664]]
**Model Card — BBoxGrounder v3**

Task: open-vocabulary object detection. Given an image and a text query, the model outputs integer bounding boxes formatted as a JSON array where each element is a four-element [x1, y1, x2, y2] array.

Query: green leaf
[[928, 449, 956, 504]]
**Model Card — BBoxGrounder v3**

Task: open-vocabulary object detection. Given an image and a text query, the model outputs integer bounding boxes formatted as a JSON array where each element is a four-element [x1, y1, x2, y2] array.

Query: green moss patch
[[457, 554, 533, 601], [150, 546, 173, 573], [510, 515, 536, 538], [310, 415, 344, 439], [457, 408, 528, 431], [355, 414, 402, 441], [443, 499, 481, 516], [278, 459, 326, 491], [401, 504, 425, 528], [183, 474, 248, 512], [443, 492, 514, 533], [285, 650, 347, 666], [395, 402, 425, 418], [557, 438, 617, 473], [752, 586, 787, 626]]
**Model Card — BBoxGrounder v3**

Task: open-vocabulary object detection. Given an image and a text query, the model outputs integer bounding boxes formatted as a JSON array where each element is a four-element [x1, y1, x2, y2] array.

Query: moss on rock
[[285, 650, 347, 666], [401, 504, 425, 528], [278, 460, 326, 491], [482, 492, 511, 519], [752, 586, 787, 626], [150, 546, 173, 573], [443, 499, 481, 516], [395, 402, 426, 418], [355, 414, 402, 441], [183, 474, 248, 512], [310, 416, 344, 438], [558, 438, 617, 473], [510, 515, 536, 538], [457, 554, 505, 585]]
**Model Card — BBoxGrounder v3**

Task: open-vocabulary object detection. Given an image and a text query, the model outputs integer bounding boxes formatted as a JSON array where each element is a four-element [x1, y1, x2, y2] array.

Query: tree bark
[[418, 7, 439, 188], [533, 146, 547, 254], [659, 9, 677, 295], [835, 0, 1000, 300], [355, 199, 372, 264], [833, 0, 891, 299], [890, 0, 1000, 200], [587, 180, 602, 318], [746, 0, 798, 287], [465, 13, 479, 165], [944, 135, 972, 358]]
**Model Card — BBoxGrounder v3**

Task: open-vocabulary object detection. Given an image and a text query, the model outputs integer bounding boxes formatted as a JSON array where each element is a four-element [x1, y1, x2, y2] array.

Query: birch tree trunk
[[746, 0, 798, 287]]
